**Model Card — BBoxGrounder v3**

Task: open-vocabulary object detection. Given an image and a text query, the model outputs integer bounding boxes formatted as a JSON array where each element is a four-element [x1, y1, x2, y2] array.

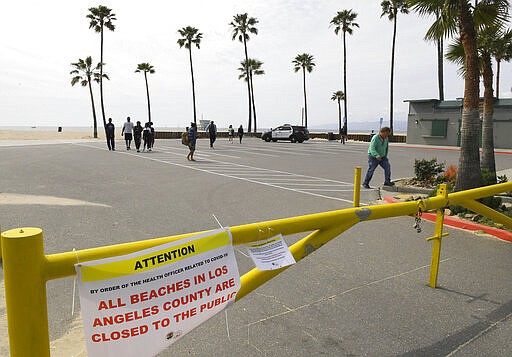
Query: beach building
[[405, 98, 512, 149]]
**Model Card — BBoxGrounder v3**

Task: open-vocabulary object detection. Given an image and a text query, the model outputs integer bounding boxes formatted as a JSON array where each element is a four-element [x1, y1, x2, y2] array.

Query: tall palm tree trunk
[[337, 99, 342, 137], [495, 59, 501, 99], [188, 46, 197, 125], [87, 77, 98, 138], [389, 12, 397, 136], [144, 72, 151, 123], [99, 24, 108, 141], [456, 1, 482, 191], [342, 32, 348, 135], [302, 67, 308, 128], [249, 70, 257, 132], [437, 37, 445, 100], [481, 53, 496, 182], [242, 37, 252, 132]]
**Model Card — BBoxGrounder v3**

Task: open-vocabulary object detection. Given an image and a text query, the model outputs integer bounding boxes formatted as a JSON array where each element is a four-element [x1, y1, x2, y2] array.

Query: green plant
[[479, 196, 502, 210], [414, 158, 445, 183], [497, 174, 508, 184]]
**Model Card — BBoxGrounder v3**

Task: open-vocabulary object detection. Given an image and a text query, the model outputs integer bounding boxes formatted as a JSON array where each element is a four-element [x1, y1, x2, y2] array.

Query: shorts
[[124, 133, 133, 140], [188, 141, 196, 150]]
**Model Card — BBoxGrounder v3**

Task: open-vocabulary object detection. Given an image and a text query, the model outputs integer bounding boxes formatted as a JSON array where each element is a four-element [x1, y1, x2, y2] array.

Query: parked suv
[[261, 124, 310, 143]]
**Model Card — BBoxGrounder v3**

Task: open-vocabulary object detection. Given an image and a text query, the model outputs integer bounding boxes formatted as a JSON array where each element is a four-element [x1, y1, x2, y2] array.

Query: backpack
[[181, 131, 189, 145]]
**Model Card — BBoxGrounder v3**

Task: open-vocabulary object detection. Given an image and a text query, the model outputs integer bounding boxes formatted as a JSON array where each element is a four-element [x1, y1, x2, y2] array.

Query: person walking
[[238, 125, 244, 144], [106, 118, 115, 151], [142, 122, 152, 152], [149, 121, 155, 150], [121, 116, 134, 150], [228, 125, 234, 143], [133, 121, 143, 152], [340, 126, 346, 145], [362, 126, 394, 189], [205, 120, 217, 148], [187, 122, 198, 161]]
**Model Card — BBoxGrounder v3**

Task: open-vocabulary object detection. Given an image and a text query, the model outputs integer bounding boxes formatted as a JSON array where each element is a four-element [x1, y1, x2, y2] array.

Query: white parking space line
[[272, 183, 352, 187], [301, 189, 356, 192], [219, 148, 279, 157], [235, 145, 312, 156], [75, 143, 360, 204]]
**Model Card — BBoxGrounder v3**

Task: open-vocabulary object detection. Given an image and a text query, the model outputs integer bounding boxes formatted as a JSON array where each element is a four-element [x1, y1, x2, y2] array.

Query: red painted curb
[[383, 196, 512, 242]]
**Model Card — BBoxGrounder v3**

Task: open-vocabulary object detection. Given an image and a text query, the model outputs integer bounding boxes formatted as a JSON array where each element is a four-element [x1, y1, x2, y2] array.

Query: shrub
[[479, 196, 502, 210], [497, 174, 508, 184], [443, 164, 457, 183], [414, 158, 445, 183]]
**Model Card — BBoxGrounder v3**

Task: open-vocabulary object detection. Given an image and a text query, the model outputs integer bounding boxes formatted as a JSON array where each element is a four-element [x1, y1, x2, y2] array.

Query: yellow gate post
[[426, 184, 449, 288], [353, 166, 361, 207], [1, 228, 50, 357]]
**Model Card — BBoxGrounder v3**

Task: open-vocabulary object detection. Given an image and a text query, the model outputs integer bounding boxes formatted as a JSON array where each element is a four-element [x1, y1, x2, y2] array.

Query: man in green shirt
[[362, 127, 394, 189]]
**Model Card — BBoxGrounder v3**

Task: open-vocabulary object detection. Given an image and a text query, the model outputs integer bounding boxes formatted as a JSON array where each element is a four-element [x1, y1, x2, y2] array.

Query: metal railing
[[1, 175, 511, 356]]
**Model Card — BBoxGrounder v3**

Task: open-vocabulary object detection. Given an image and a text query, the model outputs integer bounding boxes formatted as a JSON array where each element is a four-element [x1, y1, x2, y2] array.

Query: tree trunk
[[144, 72, 151, 123], [87, 76, 98, 138], [455, 1, 482, 191], [389, 11, 397, 136], [481, 52, 496, 183], [242, 37, 252, 132], [495, 59, 501, 100], [342, 31, 348, 135], [303, 67, 308, 128], [338, 98, 342, 137], [189, 45, 197, 125], [437, 33, 445, 101], [249, 69, 257, 132], [99, 24, 108, 146]]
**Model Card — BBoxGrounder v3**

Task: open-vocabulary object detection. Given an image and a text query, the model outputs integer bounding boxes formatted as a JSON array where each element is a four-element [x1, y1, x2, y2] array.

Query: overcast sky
[[2, 0, 512, 129]]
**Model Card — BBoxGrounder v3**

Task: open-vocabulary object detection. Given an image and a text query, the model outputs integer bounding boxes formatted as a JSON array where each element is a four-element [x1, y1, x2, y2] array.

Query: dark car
[[261, 124, 310, 143]]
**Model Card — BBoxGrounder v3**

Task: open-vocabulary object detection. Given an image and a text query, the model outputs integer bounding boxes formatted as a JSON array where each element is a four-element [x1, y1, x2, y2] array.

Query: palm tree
[[331, 91, 345, 139], [330, 10, 359, 137], [70, 56, 108, 138], [238, 59, 264, 132], [420, 3, 456, 101], [292, 53, 316, 128], [381, 1, 409, 136], [490, 29, 512, 99], [408, 0, 508, 190], [86, 6, 116, 139], [230, 13, 259, 132], [177, 26, 203, 125], [135, 63, 155, 123], [446, 28, 499, 182]]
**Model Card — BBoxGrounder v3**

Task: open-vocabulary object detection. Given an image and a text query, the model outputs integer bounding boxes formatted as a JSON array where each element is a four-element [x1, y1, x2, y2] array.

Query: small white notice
[[247, 235, 296, 271]]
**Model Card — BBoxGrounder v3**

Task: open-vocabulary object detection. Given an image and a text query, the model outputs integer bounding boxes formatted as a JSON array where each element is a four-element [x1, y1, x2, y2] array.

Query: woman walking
[[133, 121, 143, 152], [238, 125, 244, 144], [143, 122, 152, 152], [228, 124, 234, 143], [187, 122, 198, 161]]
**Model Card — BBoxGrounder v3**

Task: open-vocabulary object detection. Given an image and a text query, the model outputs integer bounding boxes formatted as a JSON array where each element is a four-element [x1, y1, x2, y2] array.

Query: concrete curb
[[383, 196, 512, 243]]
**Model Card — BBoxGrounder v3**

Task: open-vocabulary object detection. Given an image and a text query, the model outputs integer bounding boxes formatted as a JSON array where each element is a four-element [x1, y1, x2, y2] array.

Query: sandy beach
[[0, 129, 122, 140]]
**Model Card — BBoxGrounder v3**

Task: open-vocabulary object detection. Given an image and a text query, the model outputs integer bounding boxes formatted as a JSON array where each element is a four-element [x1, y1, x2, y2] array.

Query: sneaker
[[383, 182, 395, 187], [362, 183, 371, 189]]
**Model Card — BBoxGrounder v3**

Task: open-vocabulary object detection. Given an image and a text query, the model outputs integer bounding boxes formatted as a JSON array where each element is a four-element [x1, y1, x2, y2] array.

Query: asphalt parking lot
[[1, 137, 512, 356]]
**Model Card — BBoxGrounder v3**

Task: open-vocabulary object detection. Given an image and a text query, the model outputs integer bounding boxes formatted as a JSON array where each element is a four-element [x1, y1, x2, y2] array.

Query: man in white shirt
[[121, 117, 134, 150]]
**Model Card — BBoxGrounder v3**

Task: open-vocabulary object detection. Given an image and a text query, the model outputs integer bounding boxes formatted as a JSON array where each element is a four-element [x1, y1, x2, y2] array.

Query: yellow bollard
[[1, 228, 50, 357], [353, 166, 361, 207], [426, 184, 449, 288]]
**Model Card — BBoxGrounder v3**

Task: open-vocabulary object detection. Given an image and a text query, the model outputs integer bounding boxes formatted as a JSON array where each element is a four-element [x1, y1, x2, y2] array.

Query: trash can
[[327, 132, 335, 141], [57, 127, 62, 132]]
